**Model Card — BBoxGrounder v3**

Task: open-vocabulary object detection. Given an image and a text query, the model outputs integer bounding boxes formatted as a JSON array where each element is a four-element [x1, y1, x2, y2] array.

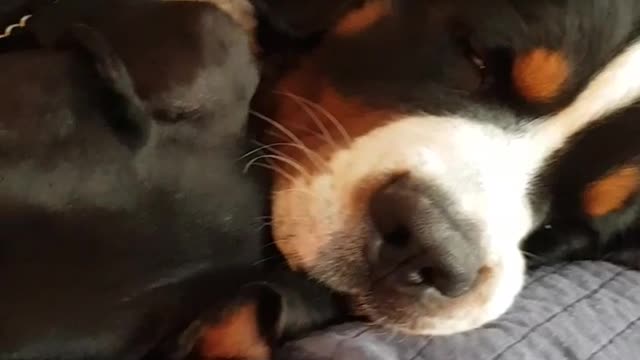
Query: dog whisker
[[250, 110, 327, 170], [256, 215, 312, 233], [258, 222, 273, 232], [247, 162, 299, 184], [260, 241, 279, 250], [258, 233, 314, 251], [244, 154, 312, 180], [263, 126, 327, 153], [275, 90, 354, 145], [276, 91, 340, 150], [273, 186, 325, 202], [239, 142, 280, 160], [244, 140, 328, 173], [521, 250, 546, 262], [252, 254, 288, 266], [252, 140, 329, 172], [264, 129, 289, 142]]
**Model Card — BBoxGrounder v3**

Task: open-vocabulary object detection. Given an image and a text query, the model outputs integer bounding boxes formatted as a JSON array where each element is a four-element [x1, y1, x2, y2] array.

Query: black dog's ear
[[64, 23, 152, 150], [252, 0, 363, 38]]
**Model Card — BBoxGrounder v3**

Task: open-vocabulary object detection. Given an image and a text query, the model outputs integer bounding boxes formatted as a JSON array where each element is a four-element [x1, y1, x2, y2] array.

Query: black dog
[[0, 1, 294, 358]]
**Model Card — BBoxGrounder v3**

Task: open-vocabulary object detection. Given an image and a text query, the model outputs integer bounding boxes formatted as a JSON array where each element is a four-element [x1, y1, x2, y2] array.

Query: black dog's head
[[255, 0, 640, 335], [1, 0, 262, 264], [0, 0, 264, 356], [250, 0, 362, 38]]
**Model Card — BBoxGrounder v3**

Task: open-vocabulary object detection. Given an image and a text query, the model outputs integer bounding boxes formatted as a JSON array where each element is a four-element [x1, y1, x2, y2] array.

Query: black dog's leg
[[263, 270, 348, 343], [163, 271, 346, 360]]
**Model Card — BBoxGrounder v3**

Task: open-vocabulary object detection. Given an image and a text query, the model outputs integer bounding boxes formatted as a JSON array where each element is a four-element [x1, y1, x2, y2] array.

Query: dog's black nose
[[368, 175, 483, 298]]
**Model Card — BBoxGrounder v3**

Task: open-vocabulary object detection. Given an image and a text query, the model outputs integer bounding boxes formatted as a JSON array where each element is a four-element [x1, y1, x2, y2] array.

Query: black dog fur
[[0, 1, 353, 359]]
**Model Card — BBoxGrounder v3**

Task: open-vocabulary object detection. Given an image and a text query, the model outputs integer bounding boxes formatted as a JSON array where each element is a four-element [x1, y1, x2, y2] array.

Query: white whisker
[[244, 154, 311, 180], [250, 110, 328, 170], [252, 140, 329, 171], [247, 162, 298, 184], [275, 90, 354, 145], [273, 187, 325, 201], [277, 91, 340, 150]]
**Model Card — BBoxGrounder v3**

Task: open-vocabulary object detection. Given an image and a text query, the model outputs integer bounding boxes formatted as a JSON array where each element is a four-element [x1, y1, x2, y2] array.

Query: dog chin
[[309, 247, 526, 336]]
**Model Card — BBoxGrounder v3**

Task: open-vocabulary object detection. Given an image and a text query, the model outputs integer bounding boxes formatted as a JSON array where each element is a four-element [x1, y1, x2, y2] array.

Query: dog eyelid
[[469, 52, 486, 71], [452, 25, 487, 74], [463, 38, 487, 72], [454, 31, 488, 75]]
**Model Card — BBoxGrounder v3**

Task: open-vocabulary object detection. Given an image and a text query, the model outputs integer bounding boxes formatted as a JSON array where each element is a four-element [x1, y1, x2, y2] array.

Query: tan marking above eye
[[512, 48, 571, 104], [333, 0, 390, 37], [583, 166, 640, 218]]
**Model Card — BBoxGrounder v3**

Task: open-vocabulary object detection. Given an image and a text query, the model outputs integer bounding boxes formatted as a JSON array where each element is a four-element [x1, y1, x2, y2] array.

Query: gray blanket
[[280, 262, 640, 360]]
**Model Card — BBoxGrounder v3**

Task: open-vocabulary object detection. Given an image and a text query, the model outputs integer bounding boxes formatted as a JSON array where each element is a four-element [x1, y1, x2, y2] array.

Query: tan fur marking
[[198, 303, 270, 360], [584, 167, 640, 217], [266, 60, 395, 177], [334, 0, 389, 37], [512, 48, 570, 103]]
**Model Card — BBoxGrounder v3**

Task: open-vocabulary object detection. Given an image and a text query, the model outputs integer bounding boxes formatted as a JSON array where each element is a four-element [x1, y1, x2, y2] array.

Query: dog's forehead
[[277, 1, 498, 120], [264, 0, 640, 185], [284, 0, 640, 118]]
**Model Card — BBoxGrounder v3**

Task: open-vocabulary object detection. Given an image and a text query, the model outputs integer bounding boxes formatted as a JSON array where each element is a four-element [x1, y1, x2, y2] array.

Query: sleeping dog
[[255, 0, 640, 337], [0, 1, 341, 359], [5, 0, 640, 358]]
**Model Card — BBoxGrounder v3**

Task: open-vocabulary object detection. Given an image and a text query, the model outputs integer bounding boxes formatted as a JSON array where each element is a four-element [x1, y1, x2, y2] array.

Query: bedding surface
[[279, 262, 640, 360]]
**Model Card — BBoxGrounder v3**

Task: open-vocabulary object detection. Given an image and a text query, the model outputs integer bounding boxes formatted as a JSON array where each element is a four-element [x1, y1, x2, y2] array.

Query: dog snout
[[367, 175, 484, 298]]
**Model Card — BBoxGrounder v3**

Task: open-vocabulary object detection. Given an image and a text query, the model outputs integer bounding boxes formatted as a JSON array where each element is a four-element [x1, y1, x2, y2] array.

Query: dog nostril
[[383, 226, 412, 247], [401, 267, 445, 287], [401, 266, 475, 297], [419, 267, 439, 286]]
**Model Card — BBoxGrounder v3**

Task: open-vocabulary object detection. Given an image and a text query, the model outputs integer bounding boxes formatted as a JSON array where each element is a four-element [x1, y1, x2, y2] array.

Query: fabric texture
[[279, 261, 640, 360]]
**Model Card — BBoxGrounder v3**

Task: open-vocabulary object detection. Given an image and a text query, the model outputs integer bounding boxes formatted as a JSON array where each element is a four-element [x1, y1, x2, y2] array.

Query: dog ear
[[252, 0, 364, 38], [62, 23, 152, 150]]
